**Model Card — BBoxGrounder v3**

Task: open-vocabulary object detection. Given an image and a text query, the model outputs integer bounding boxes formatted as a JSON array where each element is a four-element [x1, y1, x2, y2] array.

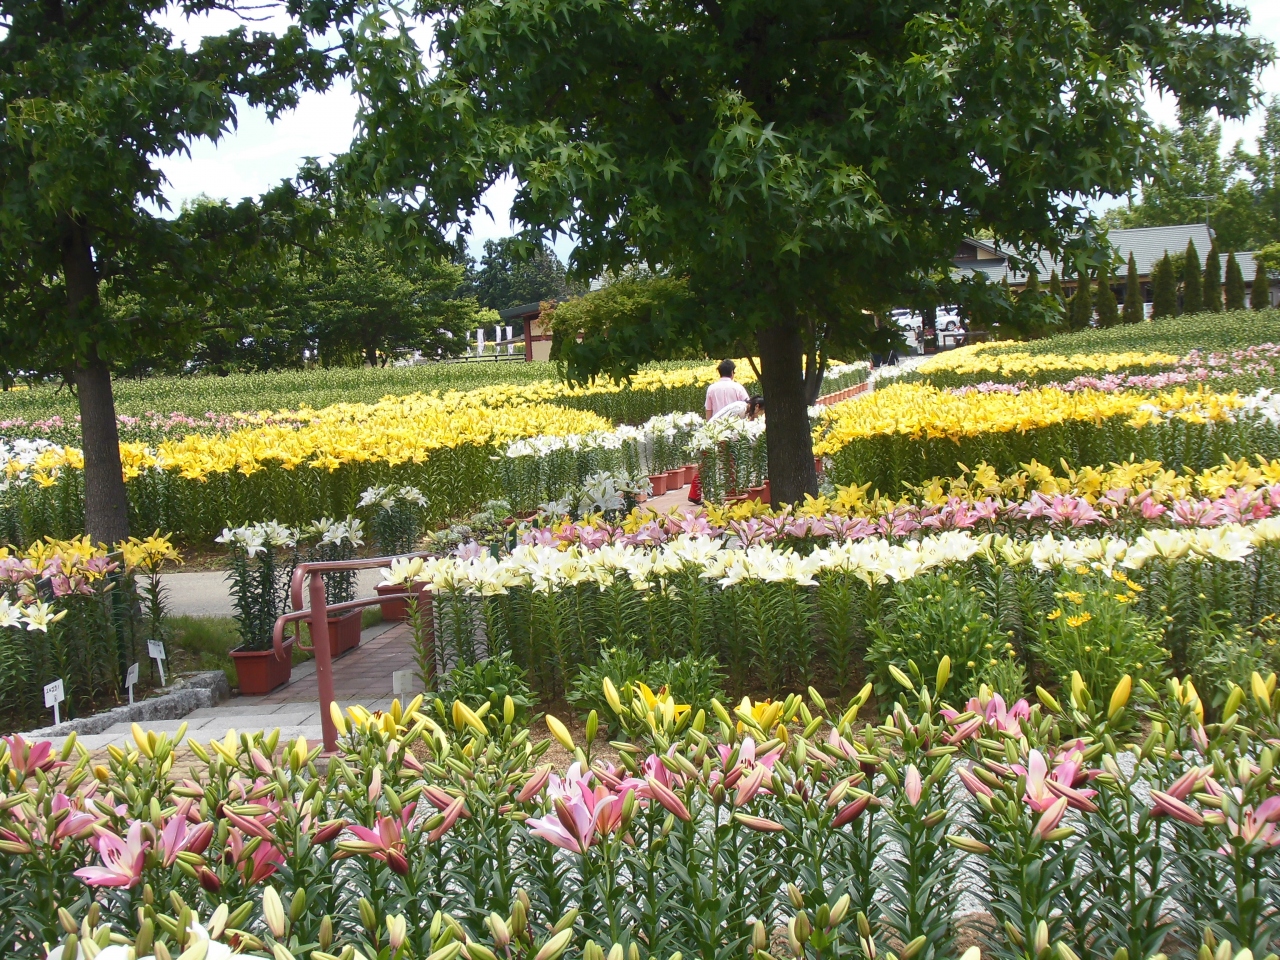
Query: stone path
[[46, 619, 417, 753]]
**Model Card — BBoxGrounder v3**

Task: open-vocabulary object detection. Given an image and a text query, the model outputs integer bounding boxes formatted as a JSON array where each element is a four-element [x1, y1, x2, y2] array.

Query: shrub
[[869, 570, 1010, 699], [441, 651, 535, 727], [1032, 570, 1166, 701]]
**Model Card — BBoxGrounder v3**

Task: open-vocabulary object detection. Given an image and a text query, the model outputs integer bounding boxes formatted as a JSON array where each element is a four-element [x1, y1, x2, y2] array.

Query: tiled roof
[[955, 223, 1222, 283]]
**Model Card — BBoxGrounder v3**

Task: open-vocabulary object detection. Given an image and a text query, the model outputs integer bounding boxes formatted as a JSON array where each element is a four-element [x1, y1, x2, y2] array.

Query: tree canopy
[[1105, 99, 1280, 252], [338, 0, 1271, 502], [0, 0, 352, 541], [458, 237, 578, 311]]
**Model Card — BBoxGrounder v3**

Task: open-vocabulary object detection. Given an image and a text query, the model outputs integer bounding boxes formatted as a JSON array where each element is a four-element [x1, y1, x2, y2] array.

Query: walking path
[[46, 619, 416, 753], [161, 568, 387, 618]]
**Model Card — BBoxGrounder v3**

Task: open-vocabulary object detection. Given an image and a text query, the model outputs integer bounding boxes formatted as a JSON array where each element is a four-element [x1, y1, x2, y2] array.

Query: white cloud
[[154, 0, 1280, 251]]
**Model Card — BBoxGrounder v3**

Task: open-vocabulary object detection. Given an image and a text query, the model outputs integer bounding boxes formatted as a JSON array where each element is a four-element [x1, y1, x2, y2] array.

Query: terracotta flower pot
[[684, 464, 698, 485], [747, 485, 767, 503], [763, 480, 772, 503], [665, 468, 685, 490], [376, 582, 431, 623], [328, 607, 363, 657], [648, 473, 669, 496], [230, 639, 294, 696]]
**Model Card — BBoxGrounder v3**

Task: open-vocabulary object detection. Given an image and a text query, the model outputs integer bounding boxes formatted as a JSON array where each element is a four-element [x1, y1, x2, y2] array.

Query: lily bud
[[533, 929, 573, 960], [387, 915, 408, 952], [582, 942, 605, 960], [787, 884, 804, 909], [753, 921, 768, 952], [901, 937, 926, 960], [504, 696, 516, 726], [546, 715, 575, 751], [856, 913, 871, 940], [935, 656, 951, 694], [793, 912, 811, 945], [608, 945, 624, 960], [1108, 676, 1132, 720], [828, 894, 850, 928], [487, 913, 510, 949], [319, 916, 334, 951], [1033, 920, 1049, 957], [263, 886, 287, 939], [586, 710, 598, 744], [360, 898, 378, 934]]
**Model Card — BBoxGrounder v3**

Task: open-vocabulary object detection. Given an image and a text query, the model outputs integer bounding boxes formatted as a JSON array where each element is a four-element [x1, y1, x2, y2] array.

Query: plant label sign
[[43, 678, 65, 724], [148, 640, 167, 686], [126, 662, 139, 704]]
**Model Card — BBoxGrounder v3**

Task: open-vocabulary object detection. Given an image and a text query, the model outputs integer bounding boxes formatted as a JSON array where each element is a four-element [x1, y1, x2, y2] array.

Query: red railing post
[[308, 570, 339, 753]]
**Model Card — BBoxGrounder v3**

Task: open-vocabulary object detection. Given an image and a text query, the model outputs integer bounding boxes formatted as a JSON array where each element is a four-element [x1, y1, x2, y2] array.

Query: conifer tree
[[1095, 262, 1119, 327], [1182, 240, 1203, 314], [1069, 271, 1093, 329], [1046, 270, 1066, 327], [1152, 254, 1178, 318], [1123, 252, 1144, 323], [1224, 252, 1246, 310], [1203, 239, 1222, 312], [1255, 261, 1273, 310]]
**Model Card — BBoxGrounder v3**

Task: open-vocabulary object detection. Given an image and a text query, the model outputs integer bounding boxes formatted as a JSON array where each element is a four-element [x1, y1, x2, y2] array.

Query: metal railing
[[271, 554, 433, 753]]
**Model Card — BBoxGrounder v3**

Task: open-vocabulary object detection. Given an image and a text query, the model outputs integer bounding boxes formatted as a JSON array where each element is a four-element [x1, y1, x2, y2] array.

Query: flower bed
[[5, 674, 1278, 960], [0, 535, 179, 730], [816, 383, 1280, 497], [384, 516, 1280, 708]]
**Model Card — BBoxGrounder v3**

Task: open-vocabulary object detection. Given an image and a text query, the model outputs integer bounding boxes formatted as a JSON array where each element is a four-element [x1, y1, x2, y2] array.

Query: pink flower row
[[524, 485, 1280, 551]]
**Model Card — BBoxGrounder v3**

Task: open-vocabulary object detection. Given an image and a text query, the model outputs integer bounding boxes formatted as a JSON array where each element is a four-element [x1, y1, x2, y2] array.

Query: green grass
[[981, 309, 1280, 356], [168, 615, 242, 686], [167, 606, 383, 688], [0, 358, 732, 423], [0, 361, 560, 421]]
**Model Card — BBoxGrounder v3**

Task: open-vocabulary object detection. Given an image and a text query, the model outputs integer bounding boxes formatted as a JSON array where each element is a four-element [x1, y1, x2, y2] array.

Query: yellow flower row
[[905, 455, 1280, 505], [23, 395, 612, 485], [232, 362, 746, 425], [811, 382, 1242, 454], [914, 343, 1182, 377]]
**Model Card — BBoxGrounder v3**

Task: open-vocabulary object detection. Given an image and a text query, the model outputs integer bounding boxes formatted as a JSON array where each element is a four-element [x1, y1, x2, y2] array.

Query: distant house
[[952, 224, 1278, 308], [498, 301, 555, 361]]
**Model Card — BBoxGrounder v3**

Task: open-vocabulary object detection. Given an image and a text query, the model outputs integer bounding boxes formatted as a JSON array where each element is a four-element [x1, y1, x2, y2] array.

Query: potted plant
[[360, 485, 429, 621], [302, 516, 365, 656], [218, 521, 300, 695]]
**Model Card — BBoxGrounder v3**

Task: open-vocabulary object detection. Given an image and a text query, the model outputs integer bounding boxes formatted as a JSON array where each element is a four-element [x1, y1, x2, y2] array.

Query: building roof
[[955, 223, 1218, 283], [497, 302, 545, 321]]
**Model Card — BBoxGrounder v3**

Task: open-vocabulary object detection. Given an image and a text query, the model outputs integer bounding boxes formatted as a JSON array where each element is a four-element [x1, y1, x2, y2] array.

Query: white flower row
[[380, 522, 1278, 597], [503, 412, 705, 459], [215, 516, 365, 557]]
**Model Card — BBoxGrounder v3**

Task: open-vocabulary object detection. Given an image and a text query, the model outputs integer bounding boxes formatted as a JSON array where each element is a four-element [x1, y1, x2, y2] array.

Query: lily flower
[[75, 821, 148, 888]]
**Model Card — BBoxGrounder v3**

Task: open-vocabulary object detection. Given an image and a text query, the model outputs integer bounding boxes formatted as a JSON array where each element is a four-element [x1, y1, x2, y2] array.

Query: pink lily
[[343, 812, 412, 875], [903, 765, 923, 807], [75, 821, 148, 888], [1151, 791, 1205, 826]]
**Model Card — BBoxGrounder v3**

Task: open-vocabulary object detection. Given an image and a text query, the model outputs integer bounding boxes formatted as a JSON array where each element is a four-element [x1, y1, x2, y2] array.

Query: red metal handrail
[[271, 552, 435, 753]]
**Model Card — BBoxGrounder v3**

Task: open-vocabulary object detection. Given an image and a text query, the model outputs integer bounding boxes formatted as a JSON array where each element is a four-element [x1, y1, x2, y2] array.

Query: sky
[[155, 0, 1280, 261]]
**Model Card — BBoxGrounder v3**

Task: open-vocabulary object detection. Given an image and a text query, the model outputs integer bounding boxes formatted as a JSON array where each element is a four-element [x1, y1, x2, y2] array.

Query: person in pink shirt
[[689, 360, 750, 504], [704, 359, 750, 419]]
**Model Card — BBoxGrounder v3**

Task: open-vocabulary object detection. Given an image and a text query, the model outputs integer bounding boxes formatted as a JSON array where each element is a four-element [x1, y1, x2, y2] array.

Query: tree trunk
[[74, 363, 130, 546], [62, 219, 130, 546], [757, 319, 818, 506]]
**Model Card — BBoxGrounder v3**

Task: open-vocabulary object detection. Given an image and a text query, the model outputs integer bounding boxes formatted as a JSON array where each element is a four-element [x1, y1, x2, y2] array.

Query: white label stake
[[44, 679, 65, 725], [126, 663, 139, 704], [148, 640, 167, 687]]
